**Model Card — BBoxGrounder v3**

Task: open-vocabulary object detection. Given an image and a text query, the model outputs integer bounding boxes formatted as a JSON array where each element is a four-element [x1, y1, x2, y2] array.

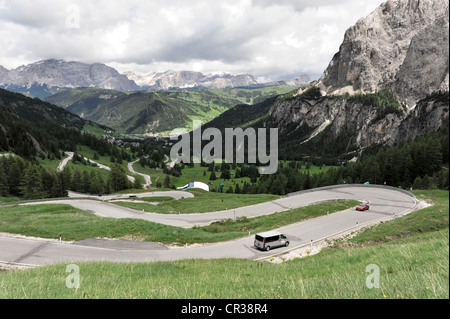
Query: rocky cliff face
[[0, 59, 140, 94], [208, 0, 449, 160], [317, 0, 449, 108], [126, 70, 258, 90], [269, 93, 448, 154]]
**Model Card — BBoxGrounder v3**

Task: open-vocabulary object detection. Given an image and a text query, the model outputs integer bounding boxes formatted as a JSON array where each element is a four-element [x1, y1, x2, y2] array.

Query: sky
[[0, 0, 385, 82]]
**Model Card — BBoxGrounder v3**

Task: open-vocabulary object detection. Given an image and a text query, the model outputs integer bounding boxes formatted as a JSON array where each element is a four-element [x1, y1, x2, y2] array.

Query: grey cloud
[[0, 0, 385, 81]]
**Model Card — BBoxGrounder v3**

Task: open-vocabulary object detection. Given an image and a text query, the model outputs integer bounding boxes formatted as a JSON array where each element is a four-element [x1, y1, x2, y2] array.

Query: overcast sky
[[0, 0, 384, 81]]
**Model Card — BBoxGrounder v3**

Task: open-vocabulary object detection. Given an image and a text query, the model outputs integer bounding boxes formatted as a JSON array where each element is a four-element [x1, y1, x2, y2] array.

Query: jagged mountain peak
[[0, 59, 140, 96], [317, 0, 449, 107], [125, 70, 258, 90]]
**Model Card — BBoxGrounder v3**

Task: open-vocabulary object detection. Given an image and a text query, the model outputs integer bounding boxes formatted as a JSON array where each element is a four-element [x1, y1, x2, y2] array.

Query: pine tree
[[51, 173, 67, 198], [40, 168, 54, 197], [7, 159, 22, 196], [21, 166, 43, 199], [97, 171, 106, 194], [89, 171, 100, 195], [412, 176, 423, 190], [163, 175, 171, 189], [61, 166, 72, 192], [220, 169, 231, 180], [82, 171, 90, 193], [234, 182, 241, 194], [133, 176, 142, 190], [425, 138, 442, 175], [71, 168, 82, 192], [108, 164, 128, 192], [0, 165, 9, 196]]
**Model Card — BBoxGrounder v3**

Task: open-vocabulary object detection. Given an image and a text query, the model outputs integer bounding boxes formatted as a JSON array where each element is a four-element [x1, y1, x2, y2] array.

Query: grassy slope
[[0, 196, 355, 244], [74, 144, 144, 185], [112, 190, 279, 214], [45, 86, 294, 134], [0, 190, 447, 299]]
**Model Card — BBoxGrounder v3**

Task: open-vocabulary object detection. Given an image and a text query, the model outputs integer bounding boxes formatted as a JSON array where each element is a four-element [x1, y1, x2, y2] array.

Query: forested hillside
[[231, 117, 449, 195], [202, 89, 448, 164], [0, 88, 164, 199], [44, 86, 294, 134]]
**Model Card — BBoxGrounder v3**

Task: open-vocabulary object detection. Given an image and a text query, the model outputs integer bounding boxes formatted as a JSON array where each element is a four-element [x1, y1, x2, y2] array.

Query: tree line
[[0, 155, 136, 200], [211, 117, 449, 195]]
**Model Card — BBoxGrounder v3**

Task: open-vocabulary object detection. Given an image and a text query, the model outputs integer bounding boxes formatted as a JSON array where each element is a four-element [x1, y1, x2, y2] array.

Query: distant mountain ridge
[[0, 59, 140, 98], [125, 70, 258, 90], [0, 60, 312, 98], [125, 70, 311, 90]]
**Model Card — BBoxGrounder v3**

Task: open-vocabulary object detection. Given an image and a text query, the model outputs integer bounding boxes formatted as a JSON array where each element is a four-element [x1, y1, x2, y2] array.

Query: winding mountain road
[[0, 185, 419, 267], [56, 152, 74, 172], [57, 151, 136, 183], [128, 159, 152, 188]]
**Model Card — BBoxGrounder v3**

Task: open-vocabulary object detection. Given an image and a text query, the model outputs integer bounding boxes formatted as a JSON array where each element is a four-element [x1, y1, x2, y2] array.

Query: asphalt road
[[56, 152, 136, 183], [56, 152, 74, 172], [0, 185, 418, 267], [128, 159, 152, 187]]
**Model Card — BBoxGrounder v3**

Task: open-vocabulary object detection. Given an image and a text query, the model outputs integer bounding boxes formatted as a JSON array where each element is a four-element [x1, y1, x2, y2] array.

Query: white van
[[254, 231, 289, 251]]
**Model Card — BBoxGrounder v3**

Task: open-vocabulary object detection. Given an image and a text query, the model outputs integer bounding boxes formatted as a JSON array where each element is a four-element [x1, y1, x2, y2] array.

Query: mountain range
[[0, 59, 140, 98], [0, 60, 310, 99], [126, 70, 311, 91], [0, 0, 448, 165]]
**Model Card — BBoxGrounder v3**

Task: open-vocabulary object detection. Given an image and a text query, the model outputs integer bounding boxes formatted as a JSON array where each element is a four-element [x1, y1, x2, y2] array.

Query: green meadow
[[0, 190, 447, 299]]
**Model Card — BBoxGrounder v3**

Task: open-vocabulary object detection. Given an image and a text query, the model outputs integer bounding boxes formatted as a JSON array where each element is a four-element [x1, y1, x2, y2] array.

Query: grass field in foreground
[[0, 229, 447, 299], [0, 190, 447, 299]]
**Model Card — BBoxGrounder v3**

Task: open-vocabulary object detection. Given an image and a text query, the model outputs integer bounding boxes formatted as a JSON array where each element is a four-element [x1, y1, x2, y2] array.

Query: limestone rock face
[[269, 94, 448, 151], [317, 0, 449, 107], [125, 70, 258, 90], [0, 59, 140, 92]]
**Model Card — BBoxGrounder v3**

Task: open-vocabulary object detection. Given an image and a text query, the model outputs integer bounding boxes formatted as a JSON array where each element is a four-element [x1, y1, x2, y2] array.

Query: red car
[[356, 203, 370, 211]]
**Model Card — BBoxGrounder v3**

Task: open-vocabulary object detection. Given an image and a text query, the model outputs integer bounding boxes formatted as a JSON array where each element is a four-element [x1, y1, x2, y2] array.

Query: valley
[[0, 0, 448, 302], [43, 86, 295, 135]]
